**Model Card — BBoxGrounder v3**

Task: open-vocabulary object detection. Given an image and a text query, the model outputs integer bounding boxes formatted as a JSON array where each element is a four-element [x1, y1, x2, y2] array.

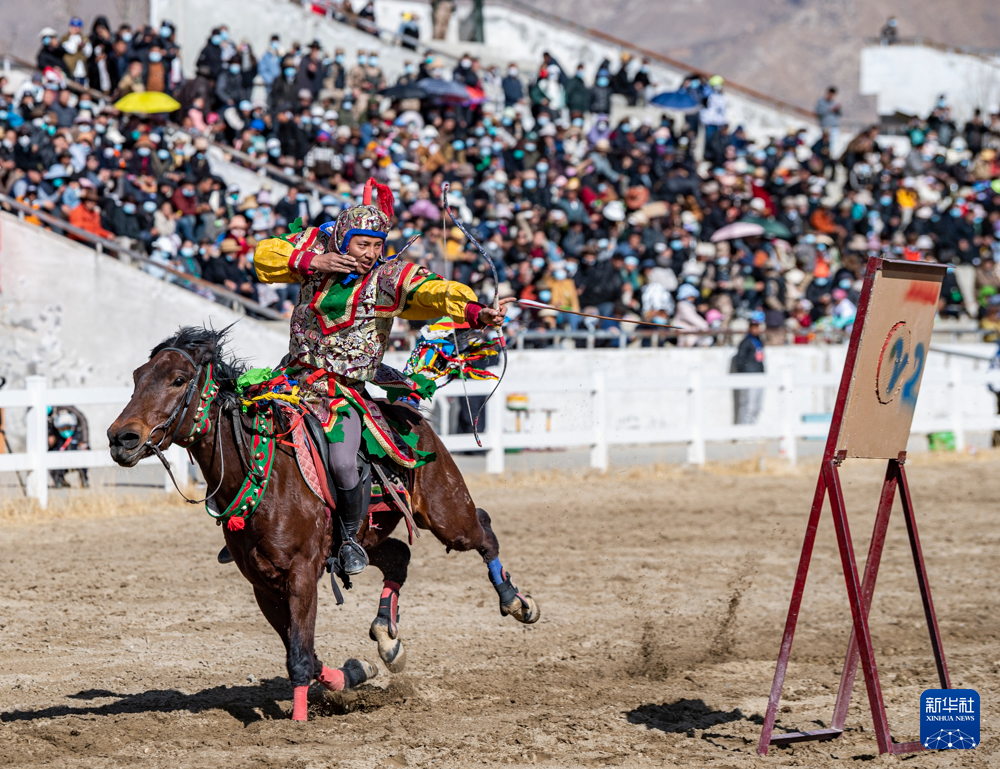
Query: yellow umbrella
[[114, 91, 181, 114]]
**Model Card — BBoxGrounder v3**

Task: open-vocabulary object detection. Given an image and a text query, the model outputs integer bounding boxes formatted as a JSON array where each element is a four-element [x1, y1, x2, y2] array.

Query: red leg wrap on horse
[[318, 665, 346, 692], [292, 685, 309, 721], [382, 580, 401, 594]]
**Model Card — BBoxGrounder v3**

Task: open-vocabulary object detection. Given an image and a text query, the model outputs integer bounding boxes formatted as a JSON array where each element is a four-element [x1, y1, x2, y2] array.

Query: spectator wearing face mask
[[501, 63, 524, 107], [542, 263, 581, 329], [296, 41, 328, 99], [68, 187, 113, 242], [48, 406, 90, 489], [145, 44, 168, 93], [60, 17, 92, 85], [633, 59, 653, 105], [206, 236, 256, 299], [590, 66, 613, 115], [259, 36, 283, 87], [275, 186, 311, 228], [171, 178, 202, 241], [196, 28, 225, 80], [37, 27, 69, 76], [564, 65, 591, 116], [86, 42, 119, 94], [216, 59, 246, 107], [269, 59, 300, 114], [109, 194, 144, 253]]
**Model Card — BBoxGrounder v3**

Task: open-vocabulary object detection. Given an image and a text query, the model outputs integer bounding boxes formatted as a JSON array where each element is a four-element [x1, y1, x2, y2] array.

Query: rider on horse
[[253, 178, 509, 577]]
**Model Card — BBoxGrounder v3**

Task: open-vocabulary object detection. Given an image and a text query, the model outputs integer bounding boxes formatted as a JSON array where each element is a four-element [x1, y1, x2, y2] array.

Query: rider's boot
[[336, 474, 370, 576], [218, 545, 234, 564]]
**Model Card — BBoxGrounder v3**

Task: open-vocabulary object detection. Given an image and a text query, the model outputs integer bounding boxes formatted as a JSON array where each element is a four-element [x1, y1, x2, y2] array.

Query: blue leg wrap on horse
[[487, 557, 504, 586]]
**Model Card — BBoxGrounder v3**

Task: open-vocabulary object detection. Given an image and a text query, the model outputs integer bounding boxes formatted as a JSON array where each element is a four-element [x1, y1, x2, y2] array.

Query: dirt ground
[[0, 453, 997, 768]]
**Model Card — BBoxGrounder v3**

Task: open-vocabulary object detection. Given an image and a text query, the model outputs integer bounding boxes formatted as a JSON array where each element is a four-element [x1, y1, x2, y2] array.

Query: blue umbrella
[[650, 89, 701, 112]]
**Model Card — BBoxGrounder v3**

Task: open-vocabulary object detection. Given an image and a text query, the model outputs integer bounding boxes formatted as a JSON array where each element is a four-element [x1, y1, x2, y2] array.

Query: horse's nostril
[[117, 431, 141, 450]]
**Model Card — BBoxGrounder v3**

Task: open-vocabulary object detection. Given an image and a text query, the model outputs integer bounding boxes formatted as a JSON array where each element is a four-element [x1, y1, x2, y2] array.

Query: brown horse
[[108, 327, 539, 721]]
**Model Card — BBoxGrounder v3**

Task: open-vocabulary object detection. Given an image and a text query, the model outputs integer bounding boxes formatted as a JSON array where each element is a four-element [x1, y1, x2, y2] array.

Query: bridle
[[142, 347, 226, 504]]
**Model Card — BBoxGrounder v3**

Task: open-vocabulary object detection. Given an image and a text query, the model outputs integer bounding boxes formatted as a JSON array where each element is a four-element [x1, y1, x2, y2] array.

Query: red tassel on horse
[[227, 516, 246, 531]]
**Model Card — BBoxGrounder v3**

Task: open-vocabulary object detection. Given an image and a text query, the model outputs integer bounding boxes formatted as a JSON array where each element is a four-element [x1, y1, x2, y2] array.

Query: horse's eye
[[171, 377, 186, 387]]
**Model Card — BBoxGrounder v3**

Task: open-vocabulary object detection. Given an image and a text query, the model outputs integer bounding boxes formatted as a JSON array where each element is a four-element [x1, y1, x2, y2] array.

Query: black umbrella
[[416, 77, 472, 102], [380, 83, 428, 100]]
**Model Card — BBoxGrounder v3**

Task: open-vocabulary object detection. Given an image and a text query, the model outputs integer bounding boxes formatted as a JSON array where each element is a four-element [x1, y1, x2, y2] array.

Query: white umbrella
[[709, 221, 766, 242]]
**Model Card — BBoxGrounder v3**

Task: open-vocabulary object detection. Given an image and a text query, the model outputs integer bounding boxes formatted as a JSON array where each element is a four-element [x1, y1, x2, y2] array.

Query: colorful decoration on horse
[[176, 362, 219, 447], [237, 368, 302, 409], [207, 409, 276, 531], [404, 321, 501, 388]]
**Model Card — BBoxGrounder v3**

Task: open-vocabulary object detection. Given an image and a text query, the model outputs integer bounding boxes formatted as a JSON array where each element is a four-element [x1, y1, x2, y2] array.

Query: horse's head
[[108, 327, 232, 467]]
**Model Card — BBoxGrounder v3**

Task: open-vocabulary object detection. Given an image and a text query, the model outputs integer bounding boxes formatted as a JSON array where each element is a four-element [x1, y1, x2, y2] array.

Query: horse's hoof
[[370, 616, 406, 672], [381, 638, 407, 672], [342, 658, 378, 689], [501, 593, 541, 624]]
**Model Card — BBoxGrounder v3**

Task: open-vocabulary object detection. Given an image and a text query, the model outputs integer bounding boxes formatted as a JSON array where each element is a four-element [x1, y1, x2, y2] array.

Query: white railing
[[430, 366, 1000, 472], [0, 376, 186, 509], [3, 367, 999, 505]]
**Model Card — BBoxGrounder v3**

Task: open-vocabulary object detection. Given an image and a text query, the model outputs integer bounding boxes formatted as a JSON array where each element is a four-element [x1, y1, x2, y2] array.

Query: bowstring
[[440, 181, 507, 439]]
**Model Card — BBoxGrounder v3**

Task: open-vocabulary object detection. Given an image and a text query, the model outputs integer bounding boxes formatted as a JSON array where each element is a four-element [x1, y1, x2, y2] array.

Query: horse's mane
[[150, 326, 247, 392]]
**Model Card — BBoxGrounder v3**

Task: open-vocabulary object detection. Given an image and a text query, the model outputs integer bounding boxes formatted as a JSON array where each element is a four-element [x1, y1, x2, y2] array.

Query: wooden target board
[[758, 257, 952, 757], [832, 260, 945, 459]]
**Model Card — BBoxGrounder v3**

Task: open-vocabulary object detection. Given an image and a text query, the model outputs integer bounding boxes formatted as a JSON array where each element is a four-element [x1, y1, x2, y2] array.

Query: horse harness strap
[[372, 462, 419, 540], [207, 409, 276, 532], [144, 348, 229, 506]]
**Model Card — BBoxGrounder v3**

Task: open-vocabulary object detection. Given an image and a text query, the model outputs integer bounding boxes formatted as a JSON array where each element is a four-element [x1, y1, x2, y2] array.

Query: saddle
[[278, 403, 420, 545]]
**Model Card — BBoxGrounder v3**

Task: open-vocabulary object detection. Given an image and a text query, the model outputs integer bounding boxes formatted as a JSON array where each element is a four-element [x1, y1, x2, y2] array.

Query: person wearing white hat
[[37, 27, 68, 74]]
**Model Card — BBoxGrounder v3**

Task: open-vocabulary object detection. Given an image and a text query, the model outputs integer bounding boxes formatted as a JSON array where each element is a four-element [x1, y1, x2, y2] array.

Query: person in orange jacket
[[67, 188, 113, 242]]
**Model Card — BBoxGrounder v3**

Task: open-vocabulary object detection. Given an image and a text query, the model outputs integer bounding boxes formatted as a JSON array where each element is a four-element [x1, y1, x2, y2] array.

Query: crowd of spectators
[[3, 12, 1000, 345]]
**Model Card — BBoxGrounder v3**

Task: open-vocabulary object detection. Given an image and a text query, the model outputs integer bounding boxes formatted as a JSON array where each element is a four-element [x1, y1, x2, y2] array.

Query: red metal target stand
[[758, 257, 951, 756]]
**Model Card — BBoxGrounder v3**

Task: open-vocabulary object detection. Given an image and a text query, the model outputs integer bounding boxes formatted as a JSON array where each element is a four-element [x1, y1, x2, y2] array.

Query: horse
[[108, 327, 539, 721]]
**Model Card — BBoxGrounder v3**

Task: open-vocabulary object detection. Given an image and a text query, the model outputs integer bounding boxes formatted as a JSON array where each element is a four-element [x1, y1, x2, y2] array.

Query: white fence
[[3, 367, 1000, 506], [430, 366, 1000, 472], [0, 377, 187, 509]]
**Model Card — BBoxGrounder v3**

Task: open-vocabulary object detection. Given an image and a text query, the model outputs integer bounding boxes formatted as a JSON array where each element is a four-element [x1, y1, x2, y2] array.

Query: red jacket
[[171, 189, 199, 216]]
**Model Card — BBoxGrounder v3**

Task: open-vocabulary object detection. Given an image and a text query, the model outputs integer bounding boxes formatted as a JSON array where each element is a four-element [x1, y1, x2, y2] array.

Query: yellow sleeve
[[254, 227, 326, 284], [253, 237, 299, 284], [401, 279, 479, 322]]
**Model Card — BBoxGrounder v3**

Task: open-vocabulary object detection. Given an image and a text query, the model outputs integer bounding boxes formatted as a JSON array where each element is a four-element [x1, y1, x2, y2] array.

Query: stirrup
[[338, 539, 368, 575]]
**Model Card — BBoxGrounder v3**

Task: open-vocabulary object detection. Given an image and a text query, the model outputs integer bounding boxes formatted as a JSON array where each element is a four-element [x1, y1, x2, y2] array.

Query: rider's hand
[[477, 297, 515, 327], [311, 251, 359, 274]]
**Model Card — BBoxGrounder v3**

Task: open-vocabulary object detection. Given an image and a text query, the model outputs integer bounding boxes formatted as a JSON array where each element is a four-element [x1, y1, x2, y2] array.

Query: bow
[[441, 181, 507, 448]]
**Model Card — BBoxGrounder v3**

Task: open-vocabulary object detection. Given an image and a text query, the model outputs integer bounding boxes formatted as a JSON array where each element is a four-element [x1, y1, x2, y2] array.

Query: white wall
[[861, 44, 1000, 125], [0, 213, 289, 390]]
